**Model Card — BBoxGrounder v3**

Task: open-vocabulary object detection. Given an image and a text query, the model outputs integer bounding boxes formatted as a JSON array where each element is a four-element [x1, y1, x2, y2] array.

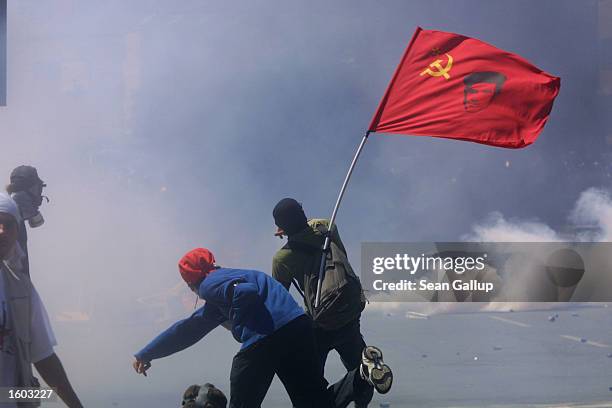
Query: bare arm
[[34, 353, 83, 408]]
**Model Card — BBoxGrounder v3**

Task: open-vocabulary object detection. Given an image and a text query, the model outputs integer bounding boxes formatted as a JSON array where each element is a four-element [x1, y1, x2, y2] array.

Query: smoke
[[466, 187, 612, 243], [569, 187, 612, 241], [367, 187, 612, 316], [470, 188, 612, 310], [462, 212, 561, 242]]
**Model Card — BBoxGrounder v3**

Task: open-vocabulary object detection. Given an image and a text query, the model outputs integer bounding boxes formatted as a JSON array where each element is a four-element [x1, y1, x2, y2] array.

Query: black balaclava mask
[[273, 198, 308, 236]]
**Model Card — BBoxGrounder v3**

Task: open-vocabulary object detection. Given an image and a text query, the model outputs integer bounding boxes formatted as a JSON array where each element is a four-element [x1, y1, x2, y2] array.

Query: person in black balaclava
[[6, 165, 48, 277], [272, 198, 377, 408]]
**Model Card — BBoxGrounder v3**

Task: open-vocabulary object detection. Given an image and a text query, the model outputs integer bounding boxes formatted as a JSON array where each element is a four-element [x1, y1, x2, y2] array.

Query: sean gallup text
[[372, 279, 494, 293]]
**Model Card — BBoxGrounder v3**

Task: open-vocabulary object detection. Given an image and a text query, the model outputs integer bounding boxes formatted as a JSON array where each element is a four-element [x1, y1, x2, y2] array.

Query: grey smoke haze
[[464, 188, 612, 242], [370, 187, 612, 315], [0, 0, 610, 406]]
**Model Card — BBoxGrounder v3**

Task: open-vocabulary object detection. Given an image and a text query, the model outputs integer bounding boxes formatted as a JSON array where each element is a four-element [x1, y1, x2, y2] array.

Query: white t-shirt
[[0, 251, 57, 408]]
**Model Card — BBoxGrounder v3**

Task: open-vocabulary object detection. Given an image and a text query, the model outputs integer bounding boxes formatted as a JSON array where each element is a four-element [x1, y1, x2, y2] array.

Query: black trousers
[[314, 318, 374, 408], [229, 315, 370, 408]]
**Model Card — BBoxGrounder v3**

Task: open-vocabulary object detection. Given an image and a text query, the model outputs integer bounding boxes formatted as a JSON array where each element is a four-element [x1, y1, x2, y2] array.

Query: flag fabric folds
[[369, 27, 561, 148]]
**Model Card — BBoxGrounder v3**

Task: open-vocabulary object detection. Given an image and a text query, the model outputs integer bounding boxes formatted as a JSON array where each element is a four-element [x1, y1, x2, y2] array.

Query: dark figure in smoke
[[182, 383, 228, 408], [463, 71, 507, 113], [0, 193, 84, 408], [5, 165, 48, 277], [272, 198, 372, 408]]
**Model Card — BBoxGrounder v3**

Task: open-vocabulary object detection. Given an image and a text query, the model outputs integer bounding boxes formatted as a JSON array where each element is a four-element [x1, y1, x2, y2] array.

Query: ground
[[51, 304, 612, 407]]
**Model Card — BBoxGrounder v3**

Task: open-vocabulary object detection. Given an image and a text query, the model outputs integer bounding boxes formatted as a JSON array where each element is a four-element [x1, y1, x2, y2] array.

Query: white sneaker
[[360, 346, 393, 394]]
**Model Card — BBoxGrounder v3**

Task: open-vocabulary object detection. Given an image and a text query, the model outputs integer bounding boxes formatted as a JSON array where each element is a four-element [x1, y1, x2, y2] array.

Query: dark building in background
[[600, 1, 612, 148], [0, 0, 6, 106]]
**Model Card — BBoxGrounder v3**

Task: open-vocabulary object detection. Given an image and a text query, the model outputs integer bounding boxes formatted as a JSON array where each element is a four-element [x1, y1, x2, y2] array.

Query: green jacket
[[272, 219, 347, 291]]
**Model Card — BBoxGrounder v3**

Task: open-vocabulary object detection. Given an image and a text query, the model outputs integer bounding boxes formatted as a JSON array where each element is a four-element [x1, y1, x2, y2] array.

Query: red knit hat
[[178, 248, 217, 286]]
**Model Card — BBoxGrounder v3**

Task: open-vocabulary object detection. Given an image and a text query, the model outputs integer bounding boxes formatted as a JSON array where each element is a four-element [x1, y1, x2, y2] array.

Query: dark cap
[[9, 165, 44, 191], [273, 198, 308, 236]]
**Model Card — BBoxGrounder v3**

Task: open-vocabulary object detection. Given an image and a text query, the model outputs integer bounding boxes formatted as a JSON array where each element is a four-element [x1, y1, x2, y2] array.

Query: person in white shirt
[[0, 193, 83, 408]]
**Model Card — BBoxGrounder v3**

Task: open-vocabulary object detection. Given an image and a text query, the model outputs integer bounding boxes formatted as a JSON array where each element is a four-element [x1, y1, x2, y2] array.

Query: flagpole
[[314, 130, 371, 308]]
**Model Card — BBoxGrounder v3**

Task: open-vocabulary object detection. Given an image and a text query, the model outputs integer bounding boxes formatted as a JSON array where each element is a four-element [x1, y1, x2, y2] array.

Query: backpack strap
[[281, 241, 320, 300], [292, 278, 305, 300]]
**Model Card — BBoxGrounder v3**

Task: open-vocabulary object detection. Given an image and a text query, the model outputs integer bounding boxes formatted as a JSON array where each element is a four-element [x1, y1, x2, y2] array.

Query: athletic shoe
[[360, 345, 393, 394]]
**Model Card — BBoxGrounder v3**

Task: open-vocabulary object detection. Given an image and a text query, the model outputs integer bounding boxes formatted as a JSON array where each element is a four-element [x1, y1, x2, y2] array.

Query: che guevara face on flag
[[369, 27, 560, 148], [463, 71, 507, 113]]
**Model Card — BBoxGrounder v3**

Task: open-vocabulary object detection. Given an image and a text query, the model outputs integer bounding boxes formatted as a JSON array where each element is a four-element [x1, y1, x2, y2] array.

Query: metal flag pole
[[314, 130, 371, 308]]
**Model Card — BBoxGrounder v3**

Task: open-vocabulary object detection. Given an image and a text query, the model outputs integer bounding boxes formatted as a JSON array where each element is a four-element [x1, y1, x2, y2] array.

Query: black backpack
[[283, 238, 366, 330]]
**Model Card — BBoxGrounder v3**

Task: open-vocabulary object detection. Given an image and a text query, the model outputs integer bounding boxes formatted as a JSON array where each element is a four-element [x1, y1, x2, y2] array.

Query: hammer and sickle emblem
[[420, 53, 454, 80]]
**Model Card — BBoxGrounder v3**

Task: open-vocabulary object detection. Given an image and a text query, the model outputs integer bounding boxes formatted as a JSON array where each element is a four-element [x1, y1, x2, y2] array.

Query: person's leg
[[272, 316, 335, 408], [333, 319, 373, 407], [327, 368, 371, 408], [360, 346, 393, 395], [229, 345, 275, 408], [313, 324, 334, 377], [272, 317, 392, 408], [334, 319, 365, 370], [329, 345, 394, 408]]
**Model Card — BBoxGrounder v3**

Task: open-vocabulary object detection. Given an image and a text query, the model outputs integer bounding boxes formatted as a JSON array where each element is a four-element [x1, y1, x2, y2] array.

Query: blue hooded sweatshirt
[[135, 268, 304, 362]]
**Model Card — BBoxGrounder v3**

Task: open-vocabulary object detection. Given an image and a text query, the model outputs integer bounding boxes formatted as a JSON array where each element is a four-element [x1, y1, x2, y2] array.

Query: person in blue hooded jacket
[[133, 248, 392, 408]]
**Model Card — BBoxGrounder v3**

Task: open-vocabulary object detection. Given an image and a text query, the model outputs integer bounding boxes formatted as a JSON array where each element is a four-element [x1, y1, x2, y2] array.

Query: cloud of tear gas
[[570, 187, 612, 241], [461, 188, 612, 311], [462, 212, 562, 242], [466, 187, 612, 243], [367, 187, 612, 316]]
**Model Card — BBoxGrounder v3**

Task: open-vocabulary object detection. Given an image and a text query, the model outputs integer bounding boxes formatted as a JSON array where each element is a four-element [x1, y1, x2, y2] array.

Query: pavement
[[51, 304, 612, 407], [355, 304, 612, 407]]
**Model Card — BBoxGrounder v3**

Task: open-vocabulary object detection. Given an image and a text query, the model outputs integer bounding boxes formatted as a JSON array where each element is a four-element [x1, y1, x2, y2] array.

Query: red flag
[[369, 27, 561, 148]]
